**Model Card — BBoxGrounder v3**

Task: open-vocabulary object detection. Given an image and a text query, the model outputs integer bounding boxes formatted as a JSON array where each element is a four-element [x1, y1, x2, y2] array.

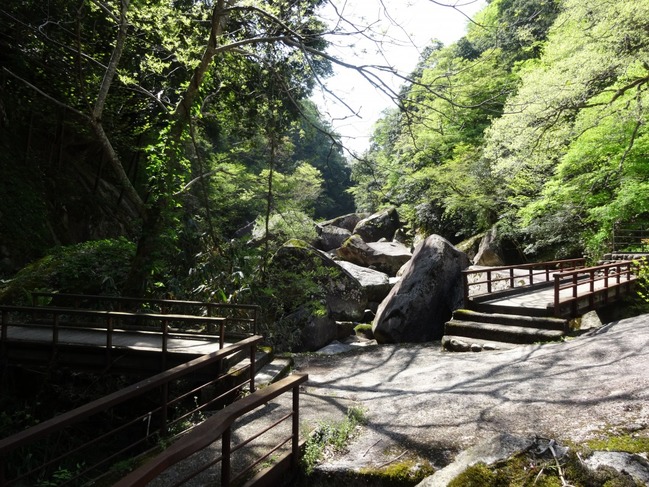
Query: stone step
[[442, 335, 519, 352], [252, 357, 293, 388], [452, 309, 568, 332], [227, 349, 272, 379], [444, 320, 565, 345], [468, 300, 554, 317]]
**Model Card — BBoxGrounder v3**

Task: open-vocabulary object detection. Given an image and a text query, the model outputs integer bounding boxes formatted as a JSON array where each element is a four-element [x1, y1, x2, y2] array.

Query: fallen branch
[[376, 450, 407, 469]]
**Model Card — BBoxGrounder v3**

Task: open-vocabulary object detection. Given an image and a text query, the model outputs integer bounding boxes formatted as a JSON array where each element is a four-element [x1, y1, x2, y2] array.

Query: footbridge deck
[[464, 258, 642, 318], [0, 294, 260, 373]]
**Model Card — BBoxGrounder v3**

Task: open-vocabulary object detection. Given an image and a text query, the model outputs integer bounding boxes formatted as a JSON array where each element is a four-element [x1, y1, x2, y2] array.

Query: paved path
[[290, 313, 649, 475]]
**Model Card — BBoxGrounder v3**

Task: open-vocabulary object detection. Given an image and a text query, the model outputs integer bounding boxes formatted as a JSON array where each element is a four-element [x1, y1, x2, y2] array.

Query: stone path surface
[[290, 313, 649, 476]]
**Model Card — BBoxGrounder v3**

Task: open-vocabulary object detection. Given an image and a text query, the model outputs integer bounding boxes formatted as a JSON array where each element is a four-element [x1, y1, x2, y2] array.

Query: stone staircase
[[443, 308, 569, 352]]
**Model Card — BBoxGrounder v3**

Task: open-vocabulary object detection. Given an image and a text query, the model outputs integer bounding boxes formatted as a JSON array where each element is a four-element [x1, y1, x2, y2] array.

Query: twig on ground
[[376, 450, 407, 469], [363, 438, 382, 457]]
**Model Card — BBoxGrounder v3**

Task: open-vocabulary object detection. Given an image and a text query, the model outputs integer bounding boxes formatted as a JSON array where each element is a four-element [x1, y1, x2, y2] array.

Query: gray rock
[[373, 235, 470, 343], [417, 433, 534, 487], [284, 306, 337, 352], [456, 233, 484, 262], [337, 235, 412, 276], [473, 226, 504, 266], [584, 451, 649, 484], [270, 239, 368, 324], [315, 225, 352, 252], [320, 213, 368, 233], [336, 321, 355, 340], [352, 207, 400, 242], [337, 260, 393, 302]]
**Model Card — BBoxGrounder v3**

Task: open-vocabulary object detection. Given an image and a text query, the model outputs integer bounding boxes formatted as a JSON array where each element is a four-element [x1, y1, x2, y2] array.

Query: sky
[[312, 0, 487, 155]]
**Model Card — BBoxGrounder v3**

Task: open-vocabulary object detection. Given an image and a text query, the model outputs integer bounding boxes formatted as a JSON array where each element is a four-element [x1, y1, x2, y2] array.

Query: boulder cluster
[[269, 207, 471, 351]]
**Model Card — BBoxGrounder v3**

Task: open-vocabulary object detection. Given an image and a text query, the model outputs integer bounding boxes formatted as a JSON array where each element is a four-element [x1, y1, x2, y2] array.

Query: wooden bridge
[[0, 294, 306, 487], [0, 293, 261, 374], [443, 257, 644, 351]]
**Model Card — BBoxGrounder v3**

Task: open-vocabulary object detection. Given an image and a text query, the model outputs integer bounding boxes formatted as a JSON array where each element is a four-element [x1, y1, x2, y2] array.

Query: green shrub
[[0, 238, 135, 304], [301, 406, 367, 476]]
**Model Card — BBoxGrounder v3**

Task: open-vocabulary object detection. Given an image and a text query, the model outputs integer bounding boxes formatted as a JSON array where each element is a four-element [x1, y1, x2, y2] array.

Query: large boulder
[[473, 227, 505, 266], [320, 213, 368, 233], [269, 240, 367, 323], [282, 306, 337, 352], [372, 235, 470, 343], [353, 207, 400, 242], [315, 225, 352, 252], [336, 260, 393, 303], [472, 225, 525, 266], [336, 235, 412, 276]]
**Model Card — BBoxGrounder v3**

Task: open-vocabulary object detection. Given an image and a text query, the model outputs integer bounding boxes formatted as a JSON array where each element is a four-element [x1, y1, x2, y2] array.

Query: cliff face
[[0, 120, 141, 278]]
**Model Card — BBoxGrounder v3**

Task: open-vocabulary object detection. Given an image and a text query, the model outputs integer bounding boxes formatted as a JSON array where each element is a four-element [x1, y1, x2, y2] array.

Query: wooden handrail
[[114, 374, 309, 487], [462, 258, 586, 304], [31, 292, 260, 336], [0, 335, 264, 486], [552, 261, 638, 317], [0, 335, 262, 456]]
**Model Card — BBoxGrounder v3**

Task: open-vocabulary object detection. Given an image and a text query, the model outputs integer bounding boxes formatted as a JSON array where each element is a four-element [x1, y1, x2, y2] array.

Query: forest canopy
[[353, 0, 649, 260], [1, 0, 648, 302]]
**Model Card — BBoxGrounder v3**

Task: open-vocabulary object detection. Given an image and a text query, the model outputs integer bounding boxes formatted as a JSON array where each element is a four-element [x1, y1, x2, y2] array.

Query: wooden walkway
[[0, 301, 257, 373], [4, 324, 223, 355], [464, 259, 639, 318], [445, 259, 641, 351], [477, 277, 610, 311]]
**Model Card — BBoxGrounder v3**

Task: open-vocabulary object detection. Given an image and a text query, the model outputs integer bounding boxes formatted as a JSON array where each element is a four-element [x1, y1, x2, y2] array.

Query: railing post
[[222, 427, 231, 487], [161, 383, 169, 436], [1, 310, 7, 346], [487, 270, 492, 294], [292, 383, 300, 469], [509, 268, 514, 289], [249, 344, 256, 394], [462, 272, 469, 308], [589, 269, 595, 311], [162, 319, 168, 371], [106, 315, 113, 367], [529, 268, 534, 286], [219, 321, 225, 350], [572, 273, 578, 317], [553, 274, 561, 317]]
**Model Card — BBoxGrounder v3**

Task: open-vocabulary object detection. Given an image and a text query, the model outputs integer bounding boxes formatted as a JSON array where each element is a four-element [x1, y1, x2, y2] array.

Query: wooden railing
[[0, 335, 264, 487], [553, 260, 640, 318], [31, 292, 259, 339], [114, 374, 309, 487], [0, 305, 230, 370], [463, 258, 586, 305], [613, 226, 649, 252]]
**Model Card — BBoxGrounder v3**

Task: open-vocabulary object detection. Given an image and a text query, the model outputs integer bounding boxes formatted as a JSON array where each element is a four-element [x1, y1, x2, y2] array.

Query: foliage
[[0, 0, 347, 298], [252, 211, 318, 247], [447, 448, 644, 487], [255, 239, 345, 351], [355, 0, 649, 260], [586, 432, 649, 455], [484, 0, 649, 258], [301, 406, 367, 476], [358, 458, 435, 486], [0, 238, 135, 304]]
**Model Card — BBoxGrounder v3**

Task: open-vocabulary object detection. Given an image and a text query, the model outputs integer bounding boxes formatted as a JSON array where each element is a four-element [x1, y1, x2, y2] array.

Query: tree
[[1, 0, 338, 293], [484, 0, 649, 257]]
